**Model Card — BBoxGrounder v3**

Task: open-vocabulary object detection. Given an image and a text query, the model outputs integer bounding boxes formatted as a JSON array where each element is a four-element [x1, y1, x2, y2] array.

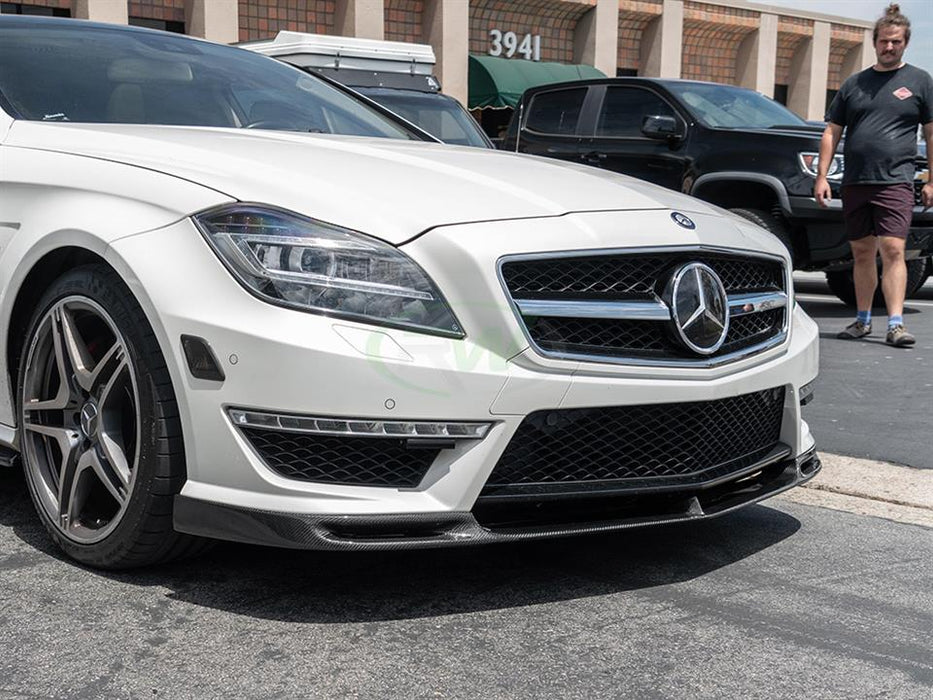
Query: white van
[[243, 32, 493, 148]]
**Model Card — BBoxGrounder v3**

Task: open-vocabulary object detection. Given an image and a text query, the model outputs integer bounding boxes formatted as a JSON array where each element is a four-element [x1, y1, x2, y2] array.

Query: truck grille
[[481, 387, 786, 496], [915, 180, 927, 206], [500, 249, 788, 365], [914, 161, 928, 206]]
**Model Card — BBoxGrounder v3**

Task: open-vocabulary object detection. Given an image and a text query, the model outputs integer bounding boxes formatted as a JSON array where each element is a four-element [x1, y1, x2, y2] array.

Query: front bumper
[[107, 211, 819, 548], [789, 196, 933, 265], [173, 449, 821, 550]]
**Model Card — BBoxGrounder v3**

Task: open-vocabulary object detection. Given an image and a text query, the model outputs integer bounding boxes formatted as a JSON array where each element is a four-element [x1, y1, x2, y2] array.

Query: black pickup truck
[[501, 77, 933, 304]]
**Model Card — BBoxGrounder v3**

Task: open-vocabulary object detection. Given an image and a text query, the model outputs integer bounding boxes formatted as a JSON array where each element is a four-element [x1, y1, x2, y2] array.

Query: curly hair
[[873, 3, 911, 43]]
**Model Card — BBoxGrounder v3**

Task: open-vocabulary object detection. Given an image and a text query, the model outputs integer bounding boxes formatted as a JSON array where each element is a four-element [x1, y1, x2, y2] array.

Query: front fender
[[691, 172, 792, 216], [0, 146, 233, 432]]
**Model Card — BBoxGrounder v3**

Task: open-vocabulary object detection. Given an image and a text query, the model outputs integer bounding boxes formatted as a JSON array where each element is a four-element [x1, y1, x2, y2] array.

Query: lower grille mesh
[[242, 428, 438, 487], [483, 388, 785, 493]]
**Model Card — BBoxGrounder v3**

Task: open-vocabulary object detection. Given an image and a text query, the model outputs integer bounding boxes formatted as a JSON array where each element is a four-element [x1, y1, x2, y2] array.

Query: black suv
[[501, 78, 933, 304]]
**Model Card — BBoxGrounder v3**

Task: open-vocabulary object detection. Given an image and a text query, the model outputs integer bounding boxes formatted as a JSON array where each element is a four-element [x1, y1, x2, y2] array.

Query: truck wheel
[[825, 258, 928, 307], [17, 265, 207, 569], [919, 257, 932, 289], [729, 208, 795, 265]]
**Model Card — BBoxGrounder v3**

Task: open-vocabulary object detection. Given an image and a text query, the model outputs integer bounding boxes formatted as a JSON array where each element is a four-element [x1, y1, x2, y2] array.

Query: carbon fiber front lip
[[173, 450, 821, 551]]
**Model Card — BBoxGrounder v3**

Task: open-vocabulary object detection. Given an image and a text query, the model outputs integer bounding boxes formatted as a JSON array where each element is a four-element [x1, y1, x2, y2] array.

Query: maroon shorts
[[841, 183, 913, 241]]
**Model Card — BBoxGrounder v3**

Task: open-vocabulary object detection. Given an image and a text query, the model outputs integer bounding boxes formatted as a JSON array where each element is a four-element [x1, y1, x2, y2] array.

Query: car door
[[515, 85, 593, 163], [579, 84, 689, 191]]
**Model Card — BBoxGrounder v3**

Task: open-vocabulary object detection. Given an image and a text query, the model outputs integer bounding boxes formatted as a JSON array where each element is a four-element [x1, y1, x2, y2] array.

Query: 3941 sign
[[488, 29, 541, 61]]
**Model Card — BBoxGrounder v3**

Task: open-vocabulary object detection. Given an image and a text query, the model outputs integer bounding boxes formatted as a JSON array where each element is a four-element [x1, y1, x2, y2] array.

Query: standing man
[[815, 3, 933, 346]]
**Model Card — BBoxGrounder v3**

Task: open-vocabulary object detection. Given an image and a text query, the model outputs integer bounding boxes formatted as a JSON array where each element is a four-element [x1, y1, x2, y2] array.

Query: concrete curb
[[776, 452, 933, 527]]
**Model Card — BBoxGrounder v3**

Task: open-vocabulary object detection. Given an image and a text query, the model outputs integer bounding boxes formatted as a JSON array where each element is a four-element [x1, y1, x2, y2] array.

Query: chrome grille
[[500, 249, 788, 366], [504, 257, 666, 296], [526, 308, 783, 359], [502, 254, 782, 298], [719, 309, 784, 354]]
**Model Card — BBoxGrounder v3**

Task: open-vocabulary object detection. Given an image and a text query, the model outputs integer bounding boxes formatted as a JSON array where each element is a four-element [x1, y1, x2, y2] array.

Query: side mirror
[[642, 114, 683, 141]]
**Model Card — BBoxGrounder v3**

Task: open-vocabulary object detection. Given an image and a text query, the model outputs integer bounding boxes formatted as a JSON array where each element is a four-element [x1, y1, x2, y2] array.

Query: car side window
[[524, 88, 587, 135], [596, 87, 676, 138]]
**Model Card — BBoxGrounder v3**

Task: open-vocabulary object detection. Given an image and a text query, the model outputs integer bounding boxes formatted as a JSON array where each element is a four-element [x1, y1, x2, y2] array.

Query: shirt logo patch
[[893, 86, 913, 100]]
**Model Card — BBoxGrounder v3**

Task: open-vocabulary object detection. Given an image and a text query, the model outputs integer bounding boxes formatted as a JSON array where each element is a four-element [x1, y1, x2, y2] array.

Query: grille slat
[[242, 428, 438, 487], [483, 388, 786, 494], [914, 162, 927, 205], [526, 308, 783, 358], [501, 251, 786, 363]]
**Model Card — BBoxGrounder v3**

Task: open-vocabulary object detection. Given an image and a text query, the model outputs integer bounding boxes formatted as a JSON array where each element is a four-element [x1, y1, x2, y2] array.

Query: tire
[[919, 257, 932, 290], [729, 208, 796, 265], [825, 257, 928, 307], [17, 264, 205, 569]]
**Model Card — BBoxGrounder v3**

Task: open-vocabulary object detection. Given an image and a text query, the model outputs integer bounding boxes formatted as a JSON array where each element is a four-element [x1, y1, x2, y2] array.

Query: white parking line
[[795, 294, 933, 308]]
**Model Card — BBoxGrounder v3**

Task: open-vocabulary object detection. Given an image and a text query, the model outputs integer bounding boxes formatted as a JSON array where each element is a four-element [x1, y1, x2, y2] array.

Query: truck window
[[666, 82, 806, 129], [596, 87, 676, 138], [524, 88, 587, 135]]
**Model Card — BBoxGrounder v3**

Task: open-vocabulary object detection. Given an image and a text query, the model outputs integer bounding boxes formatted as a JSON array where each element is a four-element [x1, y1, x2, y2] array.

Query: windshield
[[355, 87, 491, 148], [0, 19, 415, 139], [667, 82, 807, 129]]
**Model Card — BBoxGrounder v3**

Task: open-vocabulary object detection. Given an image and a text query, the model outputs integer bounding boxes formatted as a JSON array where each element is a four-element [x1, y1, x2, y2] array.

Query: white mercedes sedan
[[0, 16, 819, 568]]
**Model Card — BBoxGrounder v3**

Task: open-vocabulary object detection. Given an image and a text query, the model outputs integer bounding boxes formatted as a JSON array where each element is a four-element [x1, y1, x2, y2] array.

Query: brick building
[[1, 0, 875, 121]]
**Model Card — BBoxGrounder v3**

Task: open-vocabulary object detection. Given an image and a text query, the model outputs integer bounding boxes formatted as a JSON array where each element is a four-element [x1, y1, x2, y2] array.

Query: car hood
[[8, 122, 723, 244], [710, 126, 825, 148], [737, 125, 825, 138]]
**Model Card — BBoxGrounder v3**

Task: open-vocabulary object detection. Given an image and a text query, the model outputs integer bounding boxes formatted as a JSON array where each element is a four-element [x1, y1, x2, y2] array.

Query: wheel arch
[[2, 244, 182, 454], [691, 173, 791, 215], [6, 248, 107, 395]]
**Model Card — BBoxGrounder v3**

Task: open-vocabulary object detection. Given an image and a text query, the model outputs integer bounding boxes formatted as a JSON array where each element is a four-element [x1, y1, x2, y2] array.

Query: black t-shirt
[[826, 64, 933, 185]]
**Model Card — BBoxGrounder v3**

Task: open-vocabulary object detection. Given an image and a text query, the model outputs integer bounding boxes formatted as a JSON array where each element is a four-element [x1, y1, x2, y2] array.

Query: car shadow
[[0, 459, 803, 624]]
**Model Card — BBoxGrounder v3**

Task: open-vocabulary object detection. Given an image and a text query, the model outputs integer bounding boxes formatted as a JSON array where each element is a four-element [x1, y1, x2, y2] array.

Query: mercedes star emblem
[[665, 262, 729, 355], [671, 212, 696, 229], [79, 401, 100, 440]]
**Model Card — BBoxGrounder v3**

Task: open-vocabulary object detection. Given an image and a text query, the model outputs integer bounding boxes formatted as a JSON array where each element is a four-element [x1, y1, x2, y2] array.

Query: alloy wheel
[[20, 297, 140, 544]]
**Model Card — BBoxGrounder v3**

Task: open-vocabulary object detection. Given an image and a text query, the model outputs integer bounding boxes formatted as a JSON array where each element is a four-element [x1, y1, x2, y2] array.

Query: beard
[[877, 51, 902, 67]]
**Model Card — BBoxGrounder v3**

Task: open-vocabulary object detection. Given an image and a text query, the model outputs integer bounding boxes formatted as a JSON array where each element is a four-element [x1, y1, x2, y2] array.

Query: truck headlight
[[798, 152, 844, 180], [194, 204, 463, 337]]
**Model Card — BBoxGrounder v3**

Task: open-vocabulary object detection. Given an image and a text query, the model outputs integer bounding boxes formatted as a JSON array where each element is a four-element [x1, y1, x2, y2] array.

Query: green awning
[[468, 54, 606, 110]]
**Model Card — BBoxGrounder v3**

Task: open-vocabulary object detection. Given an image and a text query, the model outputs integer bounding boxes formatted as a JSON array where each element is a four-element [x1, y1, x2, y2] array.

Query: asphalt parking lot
[[0, 468, 931, 699], [795, 272, 933, 470]]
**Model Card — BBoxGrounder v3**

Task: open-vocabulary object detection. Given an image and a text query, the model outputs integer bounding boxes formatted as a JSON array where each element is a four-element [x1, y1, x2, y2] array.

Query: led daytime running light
[[229, 408, 492, 440]]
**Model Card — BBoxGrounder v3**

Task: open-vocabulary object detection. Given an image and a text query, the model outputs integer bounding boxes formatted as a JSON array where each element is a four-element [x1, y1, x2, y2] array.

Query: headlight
[[194, 204, 463, 337], [798, 151, 844, 180]]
